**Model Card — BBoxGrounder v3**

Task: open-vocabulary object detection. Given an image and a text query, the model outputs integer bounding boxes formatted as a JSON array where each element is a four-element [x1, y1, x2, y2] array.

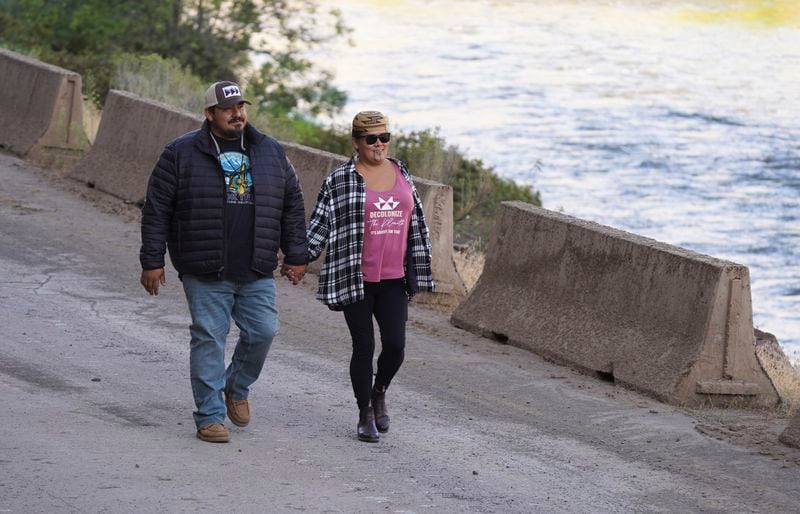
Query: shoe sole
[[228, 417, 249, 428], [357, 434, 380, 443], [196, 432, 230, 443]]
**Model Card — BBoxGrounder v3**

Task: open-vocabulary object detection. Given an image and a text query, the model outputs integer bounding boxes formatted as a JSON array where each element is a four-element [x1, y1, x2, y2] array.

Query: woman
[[307, 110, 434, 442]]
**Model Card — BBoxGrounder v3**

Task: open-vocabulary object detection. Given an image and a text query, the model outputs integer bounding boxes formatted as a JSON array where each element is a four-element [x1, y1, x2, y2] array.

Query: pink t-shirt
[[362, 164, 413, 282]]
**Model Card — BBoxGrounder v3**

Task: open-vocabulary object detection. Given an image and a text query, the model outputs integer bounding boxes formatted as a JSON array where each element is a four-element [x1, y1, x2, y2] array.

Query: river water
[[312, 0, 800, 361]]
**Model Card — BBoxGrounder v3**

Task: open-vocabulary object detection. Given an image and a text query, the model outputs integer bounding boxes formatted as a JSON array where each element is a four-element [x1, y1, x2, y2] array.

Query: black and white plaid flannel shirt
[[307, 157, 434, 308]]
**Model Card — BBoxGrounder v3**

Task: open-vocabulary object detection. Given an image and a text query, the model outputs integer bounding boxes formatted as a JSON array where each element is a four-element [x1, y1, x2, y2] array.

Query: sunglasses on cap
[[359, 132, 391, 144]]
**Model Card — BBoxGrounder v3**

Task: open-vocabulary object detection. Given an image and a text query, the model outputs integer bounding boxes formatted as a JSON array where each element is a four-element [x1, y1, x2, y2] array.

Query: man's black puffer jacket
[[140, 121, 308, 276]]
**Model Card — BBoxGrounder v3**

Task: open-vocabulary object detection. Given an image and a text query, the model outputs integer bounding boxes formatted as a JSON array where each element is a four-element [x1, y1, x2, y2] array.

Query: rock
[[756, 329, 800, 449], [754, 329, 800, 408], [779, 415, 800, 449]]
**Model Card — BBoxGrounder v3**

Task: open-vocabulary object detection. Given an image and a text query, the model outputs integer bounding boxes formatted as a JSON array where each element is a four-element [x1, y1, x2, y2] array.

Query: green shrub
[[391, 129, 541, 242], [391, 129, 460, 185], [0, 0, 348, 116]]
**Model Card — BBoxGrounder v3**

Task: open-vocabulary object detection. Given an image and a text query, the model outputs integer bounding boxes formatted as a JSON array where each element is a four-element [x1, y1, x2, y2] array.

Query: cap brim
[[216, 98, 252, 109]]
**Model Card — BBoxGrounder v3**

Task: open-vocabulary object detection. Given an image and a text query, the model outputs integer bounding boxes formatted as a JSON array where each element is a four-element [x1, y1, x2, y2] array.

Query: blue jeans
[[182, 275, 278, 428]]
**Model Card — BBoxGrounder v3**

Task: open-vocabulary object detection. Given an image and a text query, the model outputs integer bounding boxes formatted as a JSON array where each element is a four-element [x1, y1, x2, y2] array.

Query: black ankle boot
[[357, 404, 379, 442], [371, 385, 390, 433]]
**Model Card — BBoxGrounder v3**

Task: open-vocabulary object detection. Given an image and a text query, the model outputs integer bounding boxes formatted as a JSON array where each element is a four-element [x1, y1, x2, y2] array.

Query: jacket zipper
[[218, 156, 227, 279]]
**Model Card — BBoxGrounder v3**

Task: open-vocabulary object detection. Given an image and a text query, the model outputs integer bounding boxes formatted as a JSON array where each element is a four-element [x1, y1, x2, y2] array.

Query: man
[[139, 81, 308, 443]]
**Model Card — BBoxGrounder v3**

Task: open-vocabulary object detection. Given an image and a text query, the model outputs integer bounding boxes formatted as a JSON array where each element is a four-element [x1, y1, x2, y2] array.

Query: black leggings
[[342, 279, 408, 409]]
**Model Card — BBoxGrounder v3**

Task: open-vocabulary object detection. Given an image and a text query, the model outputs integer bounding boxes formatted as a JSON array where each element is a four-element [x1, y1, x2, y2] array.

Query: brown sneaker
[[225, 395, 250, 427], [196, 423, 230, 443]]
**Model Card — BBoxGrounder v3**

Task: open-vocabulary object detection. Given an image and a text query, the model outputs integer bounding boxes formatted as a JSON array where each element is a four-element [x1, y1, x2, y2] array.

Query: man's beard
[[219, 127, 244, 139], [213, 119, 245, 140]]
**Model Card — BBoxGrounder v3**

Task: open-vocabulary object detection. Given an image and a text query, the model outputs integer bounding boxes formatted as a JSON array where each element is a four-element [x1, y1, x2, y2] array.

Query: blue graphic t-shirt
[[217, 137, 261, 282]]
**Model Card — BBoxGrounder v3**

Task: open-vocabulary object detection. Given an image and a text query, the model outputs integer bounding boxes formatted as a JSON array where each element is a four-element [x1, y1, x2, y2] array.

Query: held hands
[[280, 263, 307, 285], [141, 268, 166, 296], [142, 264, 305, 292]]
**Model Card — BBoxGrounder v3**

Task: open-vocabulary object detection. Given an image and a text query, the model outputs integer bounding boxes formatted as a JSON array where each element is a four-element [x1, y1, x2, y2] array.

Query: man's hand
[[141, 268, 166, 296], [280, 263, 307, 285]]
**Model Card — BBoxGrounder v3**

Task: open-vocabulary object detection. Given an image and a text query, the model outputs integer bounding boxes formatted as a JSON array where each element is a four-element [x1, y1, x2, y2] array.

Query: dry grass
[[82, 101, 102, 144], [453, 241, 486, 292], [112, 54, 205, 113]]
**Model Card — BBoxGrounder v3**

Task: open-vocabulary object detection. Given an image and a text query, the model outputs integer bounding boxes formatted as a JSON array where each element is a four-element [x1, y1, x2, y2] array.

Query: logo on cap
[[222, 85, 241, 98]]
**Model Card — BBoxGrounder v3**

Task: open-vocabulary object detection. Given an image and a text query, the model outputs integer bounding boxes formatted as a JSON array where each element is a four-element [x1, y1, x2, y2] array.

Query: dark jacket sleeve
[[279, 156, 309, 265], [139, 143, 178, 270]]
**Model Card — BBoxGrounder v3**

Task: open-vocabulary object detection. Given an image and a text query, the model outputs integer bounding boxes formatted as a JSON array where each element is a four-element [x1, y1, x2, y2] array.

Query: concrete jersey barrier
[[69, 90, 203, 203], [0, 48, 87, 170], [71, 92, 464, 301], [451, 201, 778, 408]]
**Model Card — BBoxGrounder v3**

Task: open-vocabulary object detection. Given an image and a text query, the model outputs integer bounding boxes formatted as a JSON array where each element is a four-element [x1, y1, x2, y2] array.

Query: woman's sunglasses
[[359, 132, 391, 145]]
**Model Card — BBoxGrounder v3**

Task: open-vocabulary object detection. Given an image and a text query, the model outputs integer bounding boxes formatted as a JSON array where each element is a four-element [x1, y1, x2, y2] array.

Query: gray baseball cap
[[204, 81, 252, 109]]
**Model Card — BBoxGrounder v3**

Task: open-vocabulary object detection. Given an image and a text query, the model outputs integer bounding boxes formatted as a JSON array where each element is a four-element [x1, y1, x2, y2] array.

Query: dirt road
[[1, 153, 797, 512]]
